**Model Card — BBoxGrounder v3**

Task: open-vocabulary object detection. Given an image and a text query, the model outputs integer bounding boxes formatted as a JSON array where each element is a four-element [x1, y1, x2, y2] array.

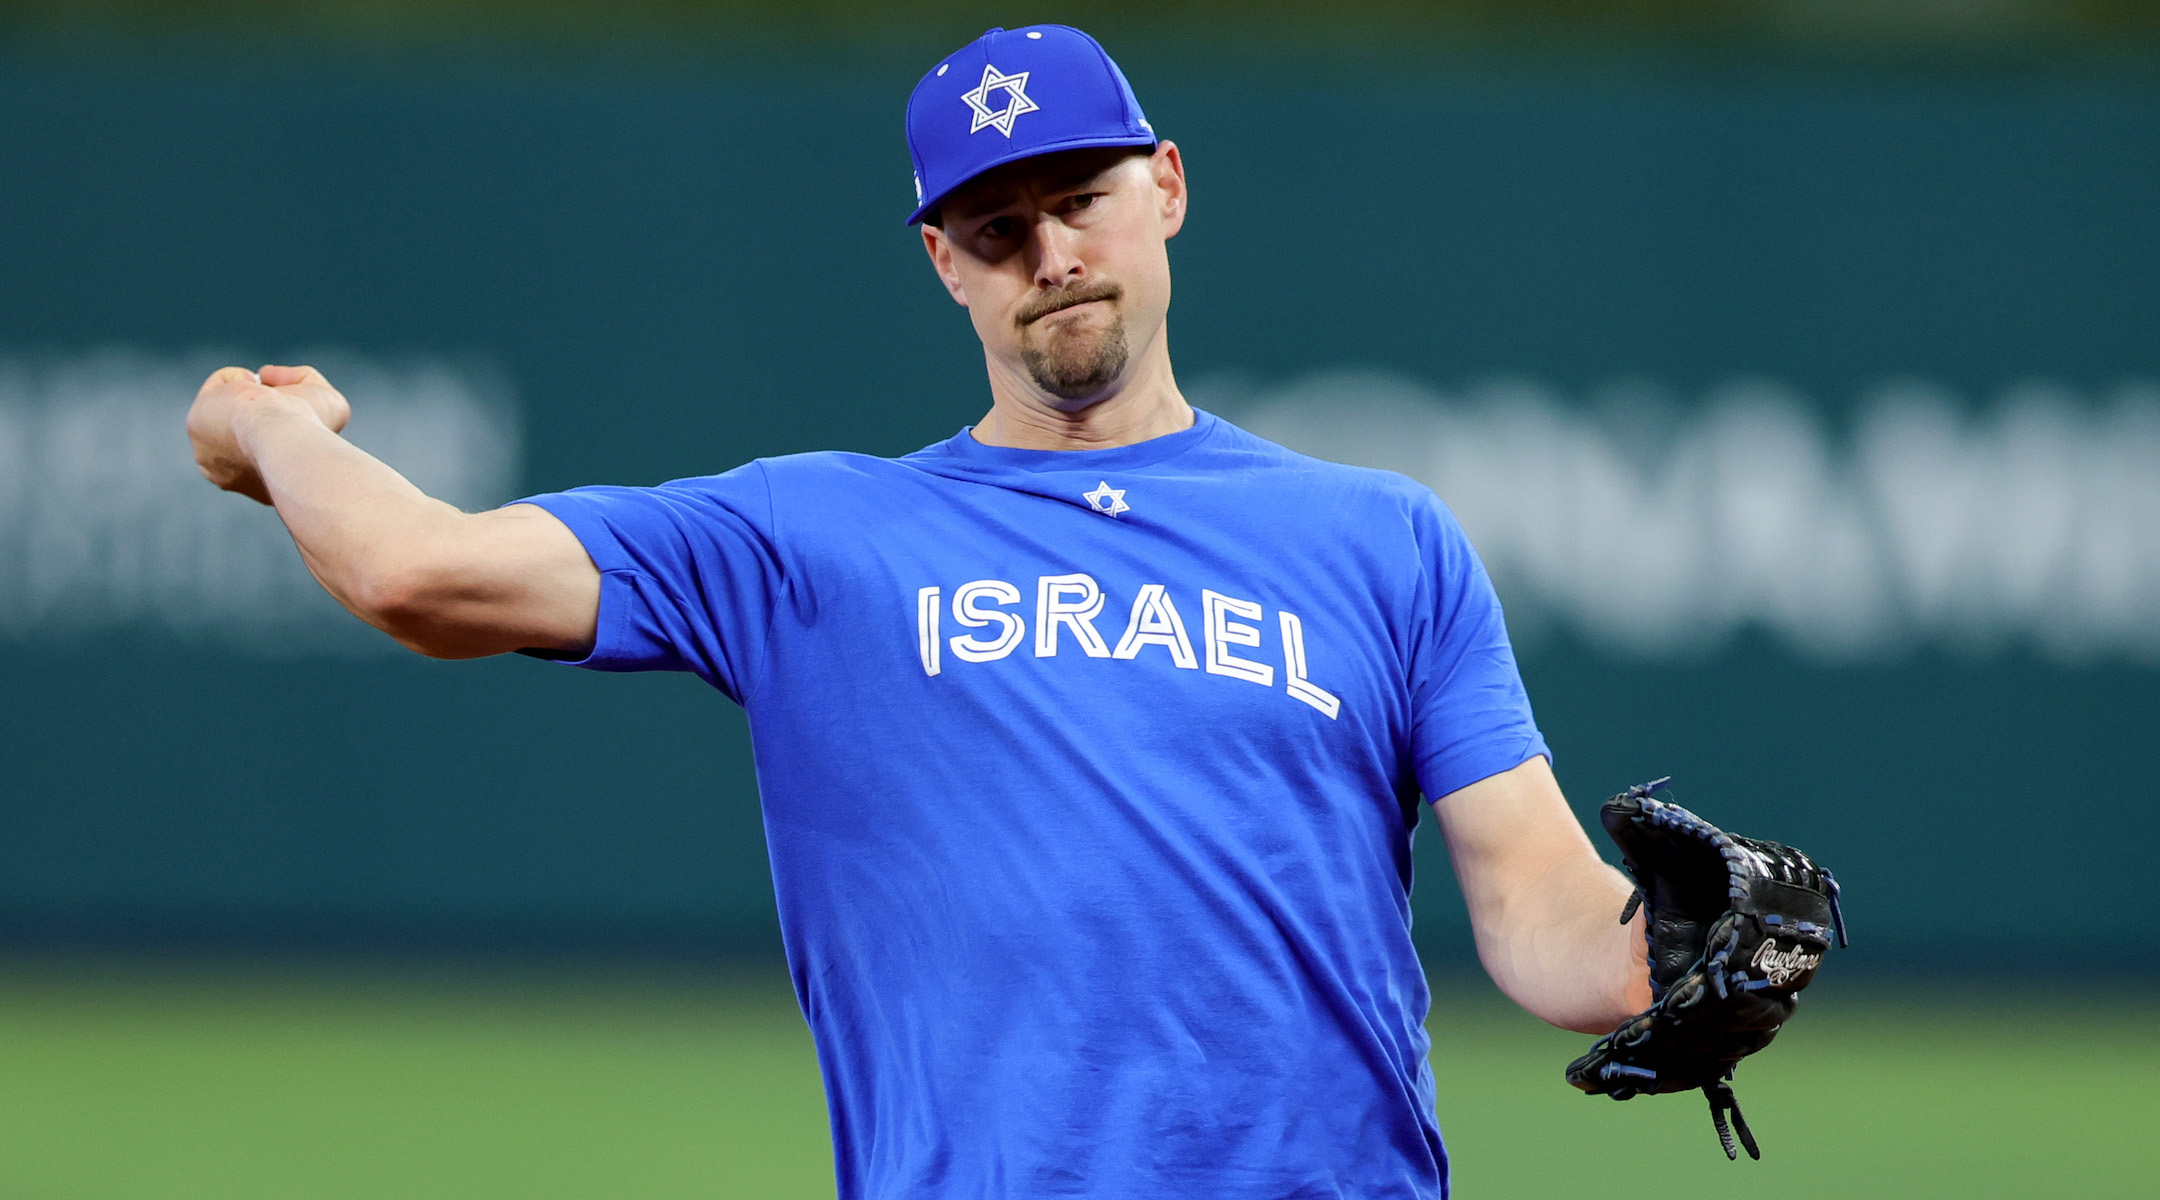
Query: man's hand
[[187, 364, 353, 504]]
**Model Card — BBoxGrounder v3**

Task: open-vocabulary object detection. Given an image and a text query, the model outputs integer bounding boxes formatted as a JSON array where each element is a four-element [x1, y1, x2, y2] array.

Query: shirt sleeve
[[1404, 490, 1550, 800], [508, 461, 783, 704]]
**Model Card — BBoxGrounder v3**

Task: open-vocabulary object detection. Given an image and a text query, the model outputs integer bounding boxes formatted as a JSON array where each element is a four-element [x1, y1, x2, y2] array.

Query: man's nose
[[1028, 215, 1085, 287]]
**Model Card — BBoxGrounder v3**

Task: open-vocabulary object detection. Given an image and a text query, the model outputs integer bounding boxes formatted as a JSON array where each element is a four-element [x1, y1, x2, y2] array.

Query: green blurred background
[[2, 2, 2156, 1196]]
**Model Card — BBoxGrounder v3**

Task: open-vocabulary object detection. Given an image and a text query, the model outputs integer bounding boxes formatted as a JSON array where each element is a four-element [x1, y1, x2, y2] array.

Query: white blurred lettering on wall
[[1206, 371, 2160, 664], [0, 351, 520, 654]]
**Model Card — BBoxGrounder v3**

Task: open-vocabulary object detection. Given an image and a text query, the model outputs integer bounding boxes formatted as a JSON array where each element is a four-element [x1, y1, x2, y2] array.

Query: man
[[187, 25, 1649, 1198]]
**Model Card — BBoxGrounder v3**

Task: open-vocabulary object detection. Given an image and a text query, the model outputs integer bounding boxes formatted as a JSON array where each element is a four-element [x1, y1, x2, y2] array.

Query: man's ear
[[921, 225, 971, 307], [1152, 141, 1188, 240]]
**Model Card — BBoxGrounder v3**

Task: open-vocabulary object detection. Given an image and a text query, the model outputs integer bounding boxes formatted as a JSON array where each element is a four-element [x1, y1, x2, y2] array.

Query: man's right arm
[[187, 364, 599, 660]]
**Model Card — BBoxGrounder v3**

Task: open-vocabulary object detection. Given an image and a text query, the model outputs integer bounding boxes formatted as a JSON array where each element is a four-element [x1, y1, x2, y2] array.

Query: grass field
[[0, 962, 2150, 1199]]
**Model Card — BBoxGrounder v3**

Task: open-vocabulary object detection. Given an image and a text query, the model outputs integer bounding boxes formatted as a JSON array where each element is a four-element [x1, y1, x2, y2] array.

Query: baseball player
[[186, 25, 1695, 1197]]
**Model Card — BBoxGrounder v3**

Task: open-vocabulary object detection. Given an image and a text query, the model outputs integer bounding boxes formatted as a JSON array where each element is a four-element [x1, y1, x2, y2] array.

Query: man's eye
[[981, 217, 1015, 238], [1071, 194, 1098, 210]]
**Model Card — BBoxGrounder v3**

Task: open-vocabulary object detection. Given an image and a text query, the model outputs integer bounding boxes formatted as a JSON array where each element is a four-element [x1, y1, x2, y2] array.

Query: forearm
[[1435, 757, 1654, 1035], [235, 402, 472, 636], [1470, 851, 1650, 1034]]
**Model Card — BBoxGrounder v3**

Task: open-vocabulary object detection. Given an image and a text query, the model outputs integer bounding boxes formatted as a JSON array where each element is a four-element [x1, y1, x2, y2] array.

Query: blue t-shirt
[[516, 410, 1546, 1200]]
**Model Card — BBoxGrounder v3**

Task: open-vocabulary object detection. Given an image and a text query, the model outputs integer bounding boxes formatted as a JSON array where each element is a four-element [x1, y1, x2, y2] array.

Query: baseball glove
[[1565, 778, 1846, 1160]]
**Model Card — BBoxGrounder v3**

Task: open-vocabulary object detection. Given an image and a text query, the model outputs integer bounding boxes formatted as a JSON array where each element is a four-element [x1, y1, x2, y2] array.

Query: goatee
[[1017, 282, 1129, 402]]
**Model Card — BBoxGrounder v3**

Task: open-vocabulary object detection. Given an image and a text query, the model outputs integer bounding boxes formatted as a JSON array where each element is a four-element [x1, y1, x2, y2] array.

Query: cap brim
[[907, 132, 1159, 225]]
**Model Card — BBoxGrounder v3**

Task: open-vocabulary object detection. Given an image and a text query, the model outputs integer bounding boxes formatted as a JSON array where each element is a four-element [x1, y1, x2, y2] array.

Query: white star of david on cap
[[1083, 481, 1129, 517], [960, 63, 1041, 137]]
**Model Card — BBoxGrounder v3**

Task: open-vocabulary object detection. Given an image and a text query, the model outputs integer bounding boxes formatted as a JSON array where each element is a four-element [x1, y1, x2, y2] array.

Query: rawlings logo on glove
[[1751, 940, 1822, 987], [1565, 779, 1847, 1160]]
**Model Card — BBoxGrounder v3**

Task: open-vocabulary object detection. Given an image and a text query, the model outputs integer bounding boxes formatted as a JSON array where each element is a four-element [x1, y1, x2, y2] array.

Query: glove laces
[[1705, 1079, 1760, 1160]]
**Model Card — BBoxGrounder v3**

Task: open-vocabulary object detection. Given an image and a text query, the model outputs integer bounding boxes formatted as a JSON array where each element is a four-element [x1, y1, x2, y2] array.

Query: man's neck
[[971, 339, 1193, 451]]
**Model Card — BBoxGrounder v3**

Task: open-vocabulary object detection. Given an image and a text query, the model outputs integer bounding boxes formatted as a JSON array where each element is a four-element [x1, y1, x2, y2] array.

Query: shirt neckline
[[934, 408, 1221, 473]]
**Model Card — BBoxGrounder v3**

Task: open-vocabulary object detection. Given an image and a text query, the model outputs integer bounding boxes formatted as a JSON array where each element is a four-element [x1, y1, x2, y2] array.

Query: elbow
[[349, 554, 468, 659]]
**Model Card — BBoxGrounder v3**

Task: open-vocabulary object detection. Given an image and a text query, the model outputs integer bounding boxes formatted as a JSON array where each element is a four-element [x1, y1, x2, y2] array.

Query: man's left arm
[[1432, 755, 1652, 1034]]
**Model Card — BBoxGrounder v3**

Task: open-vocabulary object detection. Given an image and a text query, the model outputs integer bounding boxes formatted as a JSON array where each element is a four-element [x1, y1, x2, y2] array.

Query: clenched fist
[[187, 364, 353, 505]]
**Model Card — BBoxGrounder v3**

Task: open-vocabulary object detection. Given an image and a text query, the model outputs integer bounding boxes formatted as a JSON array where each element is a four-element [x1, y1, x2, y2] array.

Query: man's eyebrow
[[948, 185, 1021, 220], [1042, 163, 1115, 192], [950, 161, 1122, 220]]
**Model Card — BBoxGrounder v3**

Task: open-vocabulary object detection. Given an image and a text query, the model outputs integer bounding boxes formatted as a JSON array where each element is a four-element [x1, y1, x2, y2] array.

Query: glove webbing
[[1619, 781, 1851, 960]]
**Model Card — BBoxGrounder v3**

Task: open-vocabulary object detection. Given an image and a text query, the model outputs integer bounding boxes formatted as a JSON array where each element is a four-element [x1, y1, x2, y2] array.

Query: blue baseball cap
[[905, 25, 1156, 225]]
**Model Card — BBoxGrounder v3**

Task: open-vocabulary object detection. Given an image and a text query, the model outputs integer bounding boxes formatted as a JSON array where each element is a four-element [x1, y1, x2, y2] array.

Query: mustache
[[1016, 281, 1123, 327]]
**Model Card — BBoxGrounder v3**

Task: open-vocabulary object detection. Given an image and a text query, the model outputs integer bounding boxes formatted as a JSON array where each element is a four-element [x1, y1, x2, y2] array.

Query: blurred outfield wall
[[1, 22, 2156, 972]]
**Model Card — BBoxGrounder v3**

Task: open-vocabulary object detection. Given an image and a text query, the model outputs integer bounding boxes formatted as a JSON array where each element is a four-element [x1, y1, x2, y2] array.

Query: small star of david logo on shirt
[[960, 63, 1041, 137], [1083, 481, 1129, 517]]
